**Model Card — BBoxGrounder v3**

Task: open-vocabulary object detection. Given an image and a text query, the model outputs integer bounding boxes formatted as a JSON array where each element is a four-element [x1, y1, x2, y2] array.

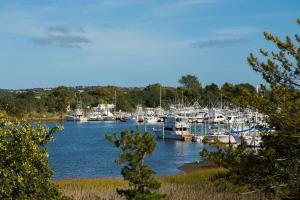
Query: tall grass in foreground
[[55, 168, 278, 200]]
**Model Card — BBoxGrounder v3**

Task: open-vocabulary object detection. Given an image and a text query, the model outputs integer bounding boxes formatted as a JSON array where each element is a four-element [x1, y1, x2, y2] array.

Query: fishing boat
[[154, 115, 193, 141], [65, 93, 88, 122]]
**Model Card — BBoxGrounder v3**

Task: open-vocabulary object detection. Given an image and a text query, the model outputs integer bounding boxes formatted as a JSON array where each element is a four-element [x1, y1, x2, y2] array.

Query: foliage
[[201, 19, 300, 200], [0, 80, 258, 118], [245, 19, 300, 199], [179, 74, 202, 102], [179, 74, 201, 90], [0, 112, 69, 199], [105, 128, 164, 200], [44, 86, 74, 114]]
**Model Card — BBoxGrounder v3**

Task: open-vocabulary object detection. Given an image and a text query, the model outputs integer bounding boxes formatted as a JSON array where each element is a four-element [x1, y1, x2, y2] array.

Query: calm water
[[48, 121, 210, 179]]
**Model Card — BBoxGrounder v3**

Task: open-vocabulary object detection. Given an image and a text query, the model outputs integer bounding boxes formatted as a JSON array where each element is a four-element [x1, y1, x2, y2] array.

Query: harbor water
[[48, 121, 212, 179]]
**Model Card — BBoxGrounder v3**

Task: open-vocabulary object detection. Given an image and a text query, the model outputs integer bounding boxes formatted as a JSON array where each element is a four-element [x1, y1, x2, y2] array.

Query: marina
[[48, 121, 211, 179], [49, 103, 269, 179]]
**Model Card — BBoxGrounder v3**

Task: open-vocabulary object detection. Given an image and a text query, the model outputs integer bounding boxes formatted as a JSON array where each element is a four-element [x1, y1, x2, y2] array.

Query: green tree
[[202, 19, 300, 199], [0, 112, 68, 199], [203, 83, 220, 107], [178, 74, 202, 103], [143, 83, 161, 108], [105, 129, 164, 200], [179, 74, 201, 89], [245, 19, 300, 199], [43, 86, 74, 114]]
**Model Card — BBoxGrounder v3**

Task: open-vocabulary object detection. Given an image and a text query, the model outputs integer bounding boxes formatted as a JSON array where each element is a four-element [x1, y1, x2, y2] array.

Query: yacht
[[154, 115, 192, 141], [65, 107, 88, 122]]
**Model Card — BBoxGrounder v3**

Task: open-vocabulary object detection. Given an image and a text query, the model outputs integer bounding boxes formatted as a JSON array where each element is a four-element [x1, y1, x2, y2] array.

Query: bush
[[0, 112, 68, 200]]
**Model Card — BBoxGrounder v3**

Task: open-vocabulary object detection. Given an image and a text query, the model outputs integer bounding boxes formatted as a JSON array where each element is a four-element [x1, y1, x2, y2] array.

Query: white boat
[[193, 135, 204, 142], [95, 104, 116, 121], [241, 131, 263, 147], [65, 108, 88, 122], [65, 94, 88, 122], [205, 110, 226, 124], [154, 115, 192, 141], [205, 129, 236, 144], [226, 115, 244, 124], [102, 111, 115, 121], [135, 105, 144, 123], [86, 111, 103, 121], [144, 114, 159, 124]]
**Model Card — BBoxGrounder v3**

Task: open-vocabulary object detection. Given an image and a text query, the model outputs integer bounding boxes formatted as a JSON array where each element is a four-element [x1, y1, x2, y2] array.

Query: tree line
[[0, 80, 256, 118]]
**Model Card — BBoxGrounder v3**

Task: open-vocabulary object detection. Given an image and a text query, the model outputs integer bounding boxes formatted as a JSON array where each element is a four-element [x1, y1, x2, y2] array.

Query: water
[[48, 121, 209, 179]]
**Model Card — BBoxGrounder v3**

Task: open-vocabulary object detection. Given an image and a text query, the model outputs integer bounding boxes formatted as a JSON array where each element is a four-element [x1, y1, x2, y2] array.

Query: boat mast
[[181, 90, 184, 107], [159, 85, 162, 115], [114, 90, 117, 113], [220, 91, 223, 109]]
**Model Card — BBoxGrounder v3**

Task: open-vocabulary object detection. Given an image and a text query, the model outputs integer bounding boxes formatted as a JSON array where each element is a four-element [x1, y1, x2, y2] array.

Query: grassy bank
[[54, 167, 274, 200]]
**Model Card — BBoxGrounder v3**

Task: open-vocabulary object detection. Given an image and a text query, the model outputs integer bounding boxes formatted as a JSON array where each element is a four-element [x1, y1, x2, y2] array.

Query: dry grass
[[55, 168, 278, 200]]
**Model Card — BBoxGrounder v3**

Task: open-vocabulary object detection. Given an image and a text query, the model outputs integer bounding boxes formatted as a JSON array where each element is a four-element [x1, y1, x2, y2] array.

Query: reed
[[54, 168, 278, 200]]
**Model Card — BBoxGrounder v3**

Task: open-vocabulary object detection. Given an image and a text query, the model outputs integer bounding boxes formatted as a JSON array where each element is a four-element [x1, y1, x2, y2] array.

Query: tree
[[144, 84, 161, 107], [0, 112, 68, 199], [203, 83, 220, 107], [245, 19, 300, 199], [178, 74, 202, 103], [105, 129, 164, 200], [202, 19, 300, 199], [179, 74, 201, 89]]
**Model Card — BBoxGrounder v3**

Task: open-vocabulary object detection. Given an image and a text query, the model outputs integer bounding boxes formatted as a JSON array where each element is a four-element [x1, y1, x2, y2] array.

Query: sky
[[0, 0, 299, 89]]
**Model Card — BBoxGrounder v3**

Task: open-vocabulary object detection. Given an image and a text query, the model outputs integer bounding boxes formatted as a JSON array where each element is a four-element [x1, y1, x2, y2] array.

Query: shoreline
[[177, 160, 218, 173], [53, 160, 216, 182]]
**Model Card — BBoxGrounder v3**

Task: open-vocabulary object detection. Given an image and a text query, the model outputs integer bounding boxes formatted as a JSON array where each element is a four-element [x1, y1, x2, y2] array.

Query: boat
[[135, 105, 144, 123], [240, 130, 263, 147], [243, 135, 262, 147], [65, 107, 88, 122], [102, 110, 115, 121], [153, 115, 193, 141], [86, 111, 103, 121], [144, 115, 159, 124], [192, 135, 204, 142], [205, 129, 237, 144], [65, 93, 88, 122]]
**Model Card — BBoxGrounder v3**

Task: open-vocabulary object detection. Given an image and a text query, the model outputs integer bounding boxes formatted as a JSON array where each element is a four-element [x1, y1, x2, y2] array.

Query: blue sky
[[0, 0, 299, 89]]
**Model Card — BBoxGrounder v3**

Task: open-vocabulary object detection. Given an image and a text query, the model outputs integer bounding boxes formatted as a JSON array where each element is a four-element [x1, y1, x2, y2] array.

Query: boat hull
[[206, 134, 237, 144], [154, 130, 192, 141]]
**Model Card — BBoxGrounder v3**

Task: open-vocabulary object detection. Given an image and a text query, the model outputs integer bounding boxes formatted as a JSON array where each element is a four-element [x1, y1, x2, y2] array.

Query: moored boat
[[154, 115, 193, 141]]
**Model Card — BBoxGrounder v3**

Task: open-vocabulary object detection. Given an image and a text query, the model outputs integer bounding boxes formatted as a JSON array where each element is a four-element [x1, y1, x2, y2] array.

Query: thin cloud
[[191, 37, 247, 49], [47, 25, 70, 34], [33, 25, 90, 48], [174, 0, 218, 7], [144, 0, 218, 19], [213, 26, 261, 36]]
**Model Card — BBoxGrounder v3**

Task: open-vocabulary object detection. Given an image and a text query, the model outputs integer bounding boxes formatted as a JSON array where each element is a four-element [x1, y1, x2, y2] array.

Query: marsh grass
[[55, 168, 278, 200]]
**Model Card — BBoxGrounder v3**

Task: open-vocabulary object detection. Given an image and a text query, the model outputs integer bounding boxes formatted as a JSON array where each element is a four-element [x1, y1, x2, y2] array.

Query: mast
[[220, 92, 223, 109], [159, 85, 162, 115], [114, 90, 117, 112], [181, 90, 184, 107]]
